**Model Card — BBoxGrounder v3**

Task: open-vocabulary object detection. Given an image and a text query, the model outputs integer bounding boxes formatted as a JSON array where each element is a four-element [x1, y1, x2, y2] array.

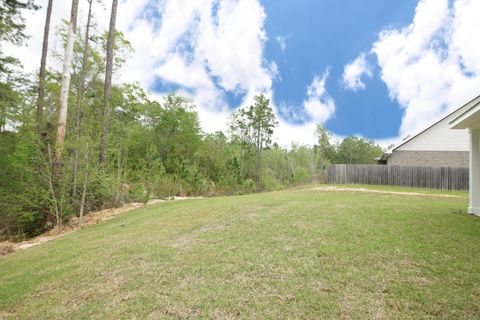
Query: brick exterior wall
[[387, 150, 469, 168]]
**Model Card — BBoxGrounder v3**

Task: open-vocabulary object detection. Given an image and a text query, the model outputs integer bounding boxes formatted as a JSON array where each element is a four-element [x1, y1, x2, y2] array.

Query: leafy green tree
[[0, 81, 21, 132], [147, 94, 202, 174], [0, 130, 49, 238], [262, 145, 289, 186], [230, 94, 277, 186], [314, 124, 336, 170], [336, 136, 383, 164], [246, 94, 278, 185], [197, 131, 228, 183], [229, 107, 253, 178]]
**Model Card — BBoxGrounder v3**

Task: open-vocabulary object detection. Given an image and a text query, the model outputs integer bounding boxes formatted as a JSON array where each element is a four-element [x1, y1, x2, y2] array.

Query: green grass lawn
[[1, 186, 479, 319]]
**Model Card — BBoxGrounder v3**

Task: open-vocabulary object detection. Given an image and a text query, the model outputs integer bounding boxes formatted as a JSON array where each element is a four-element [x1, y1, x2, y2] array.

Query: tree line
[[0, 0, 384, 239]]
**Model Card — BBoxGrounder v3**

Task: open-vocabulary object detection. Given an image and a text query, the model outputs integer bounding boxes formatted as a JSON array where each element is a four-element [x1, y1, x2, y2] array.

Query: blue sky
[[261, 0, 419, 139], [12, 0, 480, 147]]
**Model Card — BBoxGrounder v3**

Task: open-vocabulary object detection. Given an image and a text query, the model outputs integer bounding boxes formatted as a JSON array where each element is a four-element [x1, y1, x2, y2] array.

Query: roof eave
[[450, 102, 480, 130]]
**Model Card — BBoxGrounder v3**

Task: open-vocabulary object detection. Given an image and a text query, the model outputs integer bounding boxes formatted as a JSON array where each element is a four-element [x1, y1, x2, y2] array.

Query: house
[[380, 95, 480, 168], [450, 97, 480, 216]]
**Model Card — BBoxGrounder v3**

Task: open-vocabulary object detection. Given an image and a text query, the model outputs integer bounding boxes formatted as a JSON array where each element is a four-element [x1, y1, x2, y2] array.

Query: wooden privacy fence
[[326, 164, 469, 190]]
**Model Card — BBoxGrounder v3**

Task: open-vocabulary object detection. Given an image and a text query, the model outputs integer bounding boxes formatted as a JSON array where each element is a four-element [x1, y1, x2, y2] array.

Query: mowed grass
[[1, 186, 479, 319]]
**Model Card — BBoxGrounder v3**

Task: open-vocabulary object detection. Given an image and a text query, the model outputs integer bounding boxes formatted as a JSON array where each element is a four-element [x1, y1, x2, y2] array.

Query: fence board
[[326, 164, 469, 190]]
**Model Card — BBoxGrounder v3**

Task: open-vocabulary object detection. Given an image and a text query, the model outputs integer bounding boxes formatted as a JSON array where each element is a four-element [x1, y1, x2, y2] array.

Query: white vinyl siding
[[394, 96, 480, 152], [396, 117, 469, 151], [395, 103, 472, 152]]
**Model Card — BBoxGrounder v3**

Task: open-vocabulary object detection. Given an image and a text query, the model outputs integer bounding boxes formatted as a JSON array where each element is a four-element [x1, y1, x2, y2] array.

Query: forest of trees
[[0, 0, 384, 239]]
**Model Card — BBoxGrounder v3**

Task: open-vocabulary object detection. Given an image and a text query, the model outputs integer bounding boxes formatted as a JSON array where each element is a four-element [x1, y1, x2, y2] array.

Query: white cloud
[[274, 120, 318, 147], [272, 70, 336, 147], [276, 36, 287, 51], [304, 71, 336, 123], [371, 0, 480, 138], [128, 0, 279, 127], [197, 0, 273, 93], [451, 0, 480, 74], [342, 52, 372, 91]]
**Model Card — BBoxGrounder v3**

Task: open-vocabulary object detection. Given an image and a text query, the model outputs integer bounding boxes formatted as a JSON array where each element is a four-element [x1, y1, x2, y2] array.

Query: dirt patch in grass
[[0, 242, 15, 255], [169, 223, 229, 249], [148, 304, 198, 319], [309, 186, 467, 198]]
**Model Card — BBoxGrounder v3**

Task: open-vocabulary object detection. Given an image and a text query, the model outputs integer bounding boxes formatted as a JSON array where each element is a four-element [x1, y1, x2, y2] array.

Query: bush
[[153, 175, 182, 198], [262, 168, 283, 190], [127, 183, 147, 203], [293, 167, 310, 185], [242, 178, 256, 193], [86, 170, 121, 209]]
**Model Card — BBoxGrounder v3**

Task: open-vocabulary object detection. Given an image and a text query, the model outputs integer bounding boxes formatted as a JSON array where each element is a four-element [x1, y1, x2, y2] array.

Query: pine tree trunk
[[99, 0, 118, 166], [72, 0, 93, 198], [52, 0, 79, 225], [47, 144, 60, 228], [35, 0, 53, 137], [0, 102, 6, 132], [255, 127, 261, 185], [54, 0, 79, 166], [79, 148, 90, 227]]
